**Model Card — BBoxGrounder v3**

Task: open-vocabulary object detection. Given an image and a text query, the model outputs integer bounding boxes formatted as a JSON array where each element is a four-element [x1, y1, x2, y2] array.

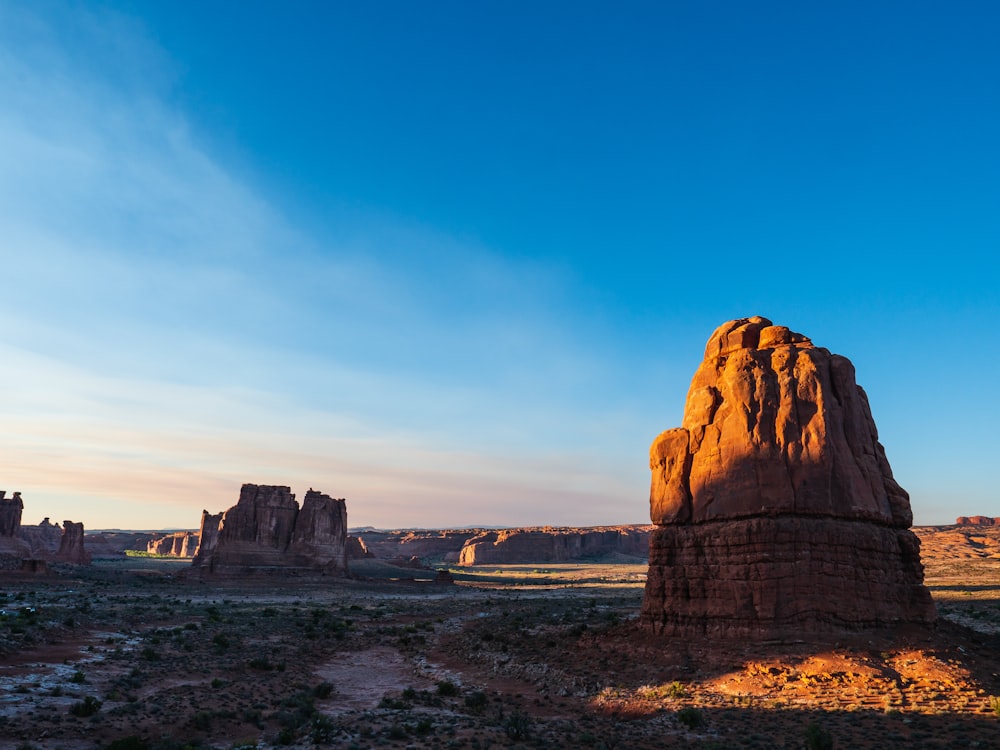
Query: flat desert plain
[[2, 524, 1000, 749]]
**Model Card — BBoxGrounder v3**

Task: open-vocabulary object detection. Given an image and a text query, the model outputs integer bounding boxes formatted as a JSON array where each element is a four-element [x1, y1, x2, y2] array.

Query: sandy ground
[[1, 527, 1000, 748]]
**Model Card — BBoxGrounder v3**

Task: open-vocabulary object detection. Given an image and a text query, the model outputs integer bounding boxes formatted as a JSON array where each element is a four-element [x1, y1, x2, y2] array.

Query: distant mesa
[[457, 526, 651, 565], [955, 516, 1000, 526], [640, 316, 936, 638], [191, 484, 349, 575]]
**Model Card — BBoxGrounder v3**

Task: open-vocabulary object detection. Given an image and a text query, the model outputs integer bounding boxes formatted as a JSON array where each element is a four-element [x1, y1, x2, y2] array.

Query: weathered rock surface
[[0, 492, 30, 561], [356, 529, 479, 563], [147, 531, 199, 557], [192, 485, 348, 575], [85, 532, 156, 558], [458, 526, 652, 566], [345, 535, 373, 559], [641, 317, 935, 638], [955, 516, 1000, 527], [53, 521, 91, 565], [18, 518, 63, 557]]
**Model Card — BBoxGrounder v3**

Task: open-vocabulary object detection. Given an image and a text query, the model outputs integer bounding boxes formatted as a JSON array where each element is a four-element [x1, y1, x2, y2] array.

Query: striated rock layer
[[53, 521, 91, 565], [192, 485, 348, 575], [459, 526, 652, 565], [641, 317, 935, 638]]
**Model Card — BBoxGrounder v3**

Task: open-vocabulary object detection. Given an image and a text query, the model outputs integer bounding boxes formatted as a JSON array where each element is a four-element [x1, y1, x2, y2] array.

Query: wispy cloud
[[0, 3, 654, 530]]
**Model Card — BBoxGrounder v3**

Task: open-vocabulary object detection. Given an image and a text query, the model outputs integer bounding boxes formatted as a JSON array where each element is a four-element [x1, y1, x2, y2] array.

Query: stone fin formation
[[641, 316, 935, 637], [192, 484, 348, 575]]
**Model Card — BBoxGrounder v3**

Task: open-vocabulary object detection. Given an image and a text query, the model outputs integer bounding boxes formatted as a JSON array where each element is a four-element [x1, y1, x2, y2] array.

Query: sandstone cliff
[[641, 317, 935, 638], [147, 531, 199, 557], [18, 518, 62, 557], [192, 485, 348, 575], [0, 492, 31, 563], [458, 526, 652, 565], [956, 516, 1000, 526], [53, 521, 91, 565]]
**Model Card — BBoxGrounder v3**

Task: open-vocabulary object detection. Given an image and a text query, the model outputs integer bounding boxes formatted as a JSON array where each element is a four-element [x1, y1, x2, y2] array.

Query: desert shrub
[[247, 657, 273, 671], [140, 646, 159, 661], [464, 690, 488, 711], [241, 708, 263, 728], [70, 671, 86, 684], [190, 711, 213, 731], [414, 717, 433, 735], [676, 707, 705, 729], [313, 681, 334, 699], [503, 710, 531, 741], [805, 722, 833, 750], [990, 695, 1000, 717], [436, 679, 459, 697], [69, 696, 102, 717], [667, 680, 686, 698], [211, 633, 230, 652], [310, 715, 337, 743], [387, 724, 407, 740]]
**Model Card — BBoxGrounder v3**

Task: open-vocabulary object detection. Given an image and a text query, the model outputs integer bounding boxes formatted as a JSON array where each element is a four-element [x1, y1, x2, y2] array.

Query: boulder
[[641, 317, 935, 638]]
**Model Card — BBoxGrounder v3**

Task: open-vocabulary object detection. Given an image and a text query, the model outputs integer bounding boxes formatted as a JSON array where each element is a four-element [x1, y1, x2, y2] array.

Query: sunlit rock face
[[191, 484, 348, 575], [641, 317, 936, 637]]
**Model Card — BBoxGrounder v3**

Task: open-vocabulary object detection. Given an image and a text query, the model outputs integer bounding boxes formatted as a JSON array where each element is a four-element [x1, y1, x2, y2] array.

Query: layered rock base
[[642, 516, 934, 638]]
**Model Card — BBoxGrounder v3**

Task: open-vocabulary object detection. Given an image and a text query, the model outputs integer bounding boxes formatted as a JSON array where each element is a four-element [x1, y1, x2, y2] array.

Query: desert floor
[[2, 526, 1000, 749]]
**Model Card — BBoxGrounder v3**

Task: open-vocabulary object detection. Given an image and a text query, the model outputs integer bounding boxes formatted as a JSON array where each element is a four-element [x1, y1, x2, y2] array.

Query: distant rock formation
[[0, 492, 31, 564], [458, 526, 652, 565], [53, 521, 91, 565], [345, 535, 373, 559], [191, 484, 348, 575], [955, 516, 1000, 526], [18, 517, 63, 557], [640, 317, 936, 638], [85, 531, 156, 558], [357, 529, 480, 562], [147, 531, 199, 557]]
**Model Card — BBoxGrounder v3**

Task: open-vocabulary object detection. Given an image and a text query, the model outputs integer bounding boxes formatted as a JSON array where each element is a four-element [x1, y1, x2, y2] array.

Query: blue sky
[[1, 1, 997, 529]]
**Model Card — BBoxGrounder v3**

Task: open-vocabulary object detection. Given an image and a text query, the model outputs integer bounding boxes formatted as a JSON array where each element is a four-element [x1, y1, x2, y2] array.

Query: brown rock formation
[[641, 316, 935, 638], [18, 518, 63, 557], [955, 516, 1000, 526], [345, 535, 373, 559], [458, 526, 652, 565], [191, 484, 348, 575], [357, 529, 480, 562], [0, 492, 30, 561], [147, 531, 199, 557], [53, 521, 91, 565]]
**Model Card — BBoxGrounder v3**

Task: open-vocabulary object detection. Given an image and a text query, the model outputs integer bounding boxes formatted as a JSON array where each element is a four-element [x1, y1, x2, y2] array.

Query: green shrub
[[504, 710, 531, 740], [70, 671, 86, 684], [436, 679, 459, 697], [990, 695, 1000, 717], [676, 707, 705, 729], [805, 722, 833, 750], [464, 690, 488, 711], [313, 681, 334, 699], [69, 696, 102, 717]]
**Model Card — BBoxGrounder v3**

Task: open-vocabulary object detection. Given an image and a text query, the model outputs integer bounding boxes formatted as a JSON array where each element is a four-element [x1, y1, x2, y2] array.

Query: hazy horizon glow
[[2, 2, 998, 529]]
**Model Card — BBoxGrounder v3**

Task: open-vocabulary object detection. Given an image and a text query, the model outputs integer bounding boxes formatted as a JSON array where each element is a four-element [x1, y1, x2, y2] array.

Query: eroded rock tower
[[640, 317, 935, 637]]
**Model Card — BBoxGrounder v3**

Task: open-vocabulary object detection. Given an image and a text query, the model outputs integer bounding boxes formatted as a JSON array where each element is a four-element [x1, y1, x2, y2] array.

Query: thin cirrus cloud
[[0, 4, 650, 531]]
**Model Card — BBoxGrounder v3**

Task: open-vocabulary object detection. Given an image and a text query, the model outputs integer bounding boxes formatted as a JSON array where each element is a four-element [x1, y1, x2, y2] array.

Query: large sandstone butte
[[640, 316, 935, 638], [191, 484, 348, 575]]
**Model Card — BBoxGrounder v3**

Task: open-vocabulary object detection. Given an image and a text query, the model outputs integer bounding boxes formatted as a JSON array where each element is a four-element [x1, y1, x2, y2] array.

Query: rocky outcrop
[[956, 516, 1000, 526], [345, 535, 373, 559], [641, 317, 935, 638], [357, 530, 479, 563], [147, 531, 199, 557], [18, 518, 63, 557], [191, 485, 348, 575], [53, 521, 91, 565], [458, 526, 652, 565], [0, 492, 30, 561], [85, 532, 156, 558]]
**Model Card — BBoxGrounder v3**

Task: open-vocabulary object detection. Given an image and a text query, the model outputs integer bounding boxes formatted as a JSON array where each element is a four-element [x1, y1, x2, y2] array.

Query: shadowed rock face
[[192, 484, 348, 575], [641, 317, 935, 638], [458, 526, 652, 565], [54, 521, 91, 565]]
